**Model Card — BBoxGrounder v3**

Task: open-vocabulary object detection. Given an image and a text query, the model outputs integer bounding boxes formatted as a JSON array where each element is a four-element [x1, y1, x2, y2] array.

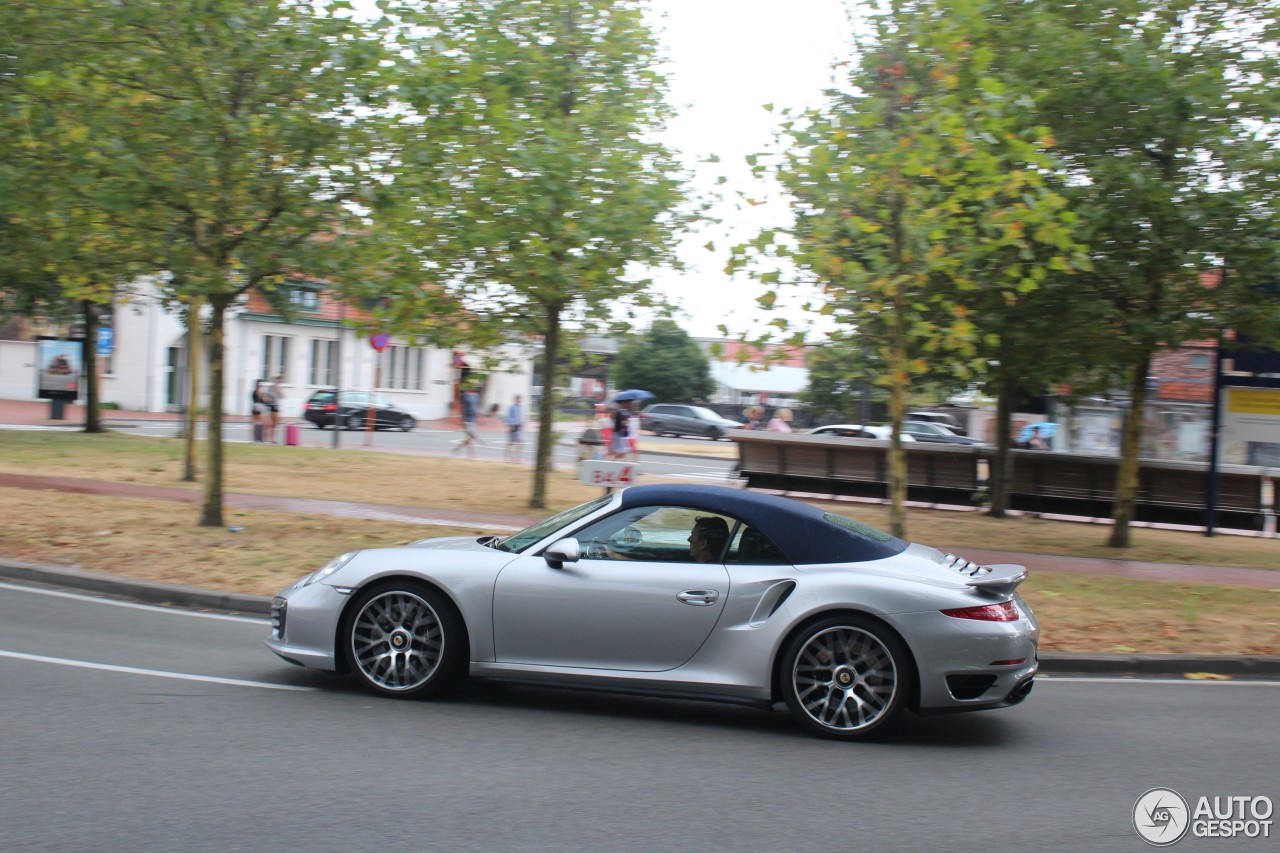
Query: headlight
[[303, 551, 357, 586]]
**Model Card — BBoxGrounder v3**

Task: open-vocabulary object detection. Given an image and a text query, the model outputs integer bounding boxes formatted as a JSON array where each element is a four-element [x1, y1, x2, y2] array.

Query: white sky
[[644, 0, 856, 339]]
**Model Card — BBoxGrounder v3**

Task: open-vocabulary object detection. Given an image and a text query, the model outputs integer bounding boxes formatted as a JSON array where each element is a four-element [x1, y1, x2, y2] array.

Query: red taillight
[[941, 601, 1019, 622], [322, 403, 337, 412]]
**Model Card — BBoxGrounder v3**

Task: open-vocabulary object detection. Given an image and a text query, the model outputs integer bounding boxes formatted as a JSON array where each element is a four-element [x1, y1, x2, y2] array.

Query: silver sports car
[[266, 484, 1039, 739]]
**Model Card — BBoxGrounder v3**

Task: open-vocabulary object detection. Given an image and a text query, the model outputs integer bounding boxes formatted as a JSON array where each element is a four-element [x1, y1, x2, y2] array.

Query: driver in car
[[688, 516, 730, 563]]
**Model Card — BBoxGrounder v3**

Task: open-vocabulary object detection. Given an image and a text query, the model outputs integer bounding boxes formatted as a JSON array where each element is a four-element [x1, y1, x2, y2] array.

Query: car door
[[669, 405, 697, 436], [491, 505, 732, 671]]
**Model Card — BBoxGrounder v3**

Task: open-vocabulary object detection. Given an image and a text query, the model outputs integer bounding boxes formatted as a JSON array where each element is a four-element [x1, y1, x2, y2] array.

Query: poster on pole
[[35, 337, 83, 401]]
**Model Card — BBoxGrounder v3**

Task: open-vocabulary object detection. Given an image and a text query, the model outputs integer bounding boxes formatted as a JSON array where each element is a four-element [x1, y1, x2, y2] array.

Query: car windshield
[[689, 407, 722, 420], [490, 494, 613, 553]]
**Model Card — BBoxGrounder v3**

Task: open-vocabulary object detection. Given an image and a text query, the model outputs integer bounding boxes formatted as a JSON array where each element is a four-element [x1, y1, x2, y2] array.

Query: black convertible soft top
[[618, 484, 908, 565]]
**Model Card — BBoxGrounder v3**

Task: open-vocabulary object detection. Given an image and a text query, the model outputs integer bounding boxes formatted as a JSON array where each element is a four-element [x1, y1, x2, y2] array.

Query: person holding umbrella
[[609, 399, 634, 459], [607, 389, 653, 460]]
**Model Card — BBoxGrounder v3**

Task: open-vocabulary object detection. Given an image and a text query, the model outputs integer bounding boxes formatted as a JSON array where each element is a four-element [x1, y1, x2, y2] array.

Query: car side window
[[572, 505, 735, 564], [726, 525, 789, 565]]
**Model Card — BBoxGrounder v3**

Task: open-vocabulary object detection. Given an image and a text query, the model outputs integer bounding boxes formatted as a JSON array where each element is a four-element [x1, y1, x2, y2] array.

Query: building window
[[384, 345, 424, 390], [1189, 353, 1212, 370], [310, 339, 338, 386], [263, 335, 290, 381], [288, 287, 320, 311]]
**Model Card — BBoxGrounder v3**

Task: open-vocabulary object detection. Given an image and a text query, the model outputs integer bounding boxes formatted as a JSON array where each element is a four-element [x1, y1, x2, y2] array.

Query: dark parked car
[[899, 421, 984, 445], [640, 404, 742, 440], [304, 389, 417, 432]]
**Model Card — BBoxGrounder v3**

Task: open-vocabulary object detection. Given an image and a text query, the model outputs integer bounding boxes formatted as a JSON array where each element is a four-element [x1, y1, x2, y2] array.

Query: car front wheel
[[399, 415, 415, 432], [345, 582, 464, 698], [705, 426, 722, 440], [779, 614, 912, 740]]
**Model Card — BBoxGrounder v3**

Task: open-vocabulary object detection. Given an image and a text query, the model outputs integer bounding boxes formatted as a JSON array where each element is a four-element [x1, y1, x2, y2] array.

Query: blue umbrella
[[613, 389, 655, 402]]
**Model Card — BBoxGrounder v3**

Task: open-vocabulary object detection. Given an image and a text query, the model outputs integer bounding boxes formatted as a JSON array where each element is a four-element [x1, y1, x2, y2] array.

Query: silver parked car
[[266, 484, 1038, 739], [640, 404, 742, 440]]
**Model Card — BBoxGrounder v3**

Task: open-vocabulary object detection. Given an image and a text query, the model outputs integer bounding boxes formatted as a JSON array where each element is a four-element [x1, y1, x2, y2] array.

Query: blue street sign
[[97, 327, 114, 356]]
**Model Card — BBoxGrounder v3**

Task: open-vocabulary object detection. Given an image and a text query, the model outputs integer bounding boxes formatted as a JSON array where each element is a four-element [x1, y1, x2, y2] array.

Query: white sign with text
[[578, 460, 639, 488]]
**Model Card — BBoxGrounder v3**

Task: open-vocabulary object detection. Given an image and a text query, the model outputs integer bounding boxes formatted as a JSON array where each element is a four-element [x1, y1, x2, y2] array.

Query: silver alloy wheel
[[350, 589, 445, 692], [791, 625, 898, 733]]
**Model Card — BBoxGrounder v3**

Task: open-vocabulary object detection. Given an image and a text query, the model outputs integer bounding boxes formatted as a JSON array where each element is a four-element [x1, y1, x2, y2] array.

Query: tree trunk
[[82, 301, 104, 433], [1108, 350, 1153, 548], [987, 370, 1016, 517], [530, 306, 562, 509], [887, 287, 908, 537], [183, 295, 203, 482], [199, 299, 227, 527]]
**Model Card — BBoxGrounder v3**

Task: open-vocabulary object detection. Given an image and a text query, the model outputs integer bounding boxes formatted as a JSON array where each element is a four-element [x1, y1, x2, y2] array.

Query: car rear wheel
[[345, 582, 463, 698], [779, 614, 912, 740], [345, 413, 363, 430]]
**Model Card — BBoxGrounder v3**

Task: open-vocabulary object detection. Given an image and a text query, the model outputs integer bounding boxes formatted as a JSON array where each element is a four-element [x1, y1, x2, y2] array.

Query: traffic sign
[[370, 333, 390, 352], [578, 460, 638, 488], [96, 327, 114, 356]]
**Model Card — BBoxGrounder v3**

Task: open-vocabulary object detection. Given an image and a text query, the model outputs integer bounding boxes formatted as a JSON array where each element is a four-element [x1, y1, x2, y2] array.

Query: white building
[[0, 278, 535, 420]]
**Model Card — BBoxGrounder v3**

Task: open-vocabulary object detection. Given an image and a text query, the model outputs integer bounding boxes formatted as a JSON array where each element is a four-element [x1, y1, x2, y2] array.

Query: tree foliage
[[2, 0, 394, 525], [380, 0, 694, 508], [739, 0, 1080, 536], [993, 0, 1280, 545], [611, 320, 714, 404]]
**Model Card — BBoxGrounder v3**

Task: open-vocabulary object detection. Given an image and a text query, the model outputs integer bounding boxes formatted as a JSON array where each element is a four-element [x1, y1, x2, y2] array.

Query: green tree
[[382, 0, 694, 508], [998, 0, 1280, 546], [800, 332, 887, 423], [3, 0, 394, 526], [739, 0, 1079, 536], [611, 320, 714, 404]]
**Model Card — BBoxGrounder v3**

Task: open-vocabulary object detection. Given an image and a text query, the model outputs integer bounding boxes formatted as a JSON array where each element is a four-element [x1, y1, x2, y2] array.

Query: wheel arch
[[332, 574, 472, 676], [769, 608, 922, 711]]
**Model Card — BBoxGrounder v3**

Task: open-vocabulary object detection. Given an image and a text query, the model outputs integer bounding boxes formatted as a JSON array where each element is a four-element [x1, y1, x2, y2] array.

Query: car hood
[[408, 535, 504, 552]]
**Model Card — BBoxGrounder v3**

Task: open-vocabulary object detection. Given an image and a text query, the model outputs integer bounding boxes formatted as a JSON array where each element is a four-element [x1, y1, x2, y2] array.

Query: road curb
[[4, 558, 1279, 677], [0, 559, 272, 616], [1038, 652, 1280, 677]]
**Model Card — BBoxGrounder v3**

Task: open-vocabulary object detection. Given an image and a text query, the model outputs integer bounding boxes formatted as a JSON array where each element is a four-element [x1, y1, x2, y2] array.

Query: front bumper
[[262, 580, 352, 672]]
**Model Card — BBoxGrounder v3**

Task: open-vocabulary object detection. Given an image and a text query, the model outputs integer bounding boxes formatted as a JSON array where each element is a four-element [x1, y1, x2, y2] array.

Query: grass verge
[[2, 430, 1277, 655]]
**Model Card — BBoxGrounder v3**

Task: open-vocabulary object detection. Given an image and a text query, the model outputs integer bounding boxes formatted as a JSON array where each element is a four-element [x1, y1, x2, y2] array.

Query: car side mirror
[[544, 538, 581, 569]]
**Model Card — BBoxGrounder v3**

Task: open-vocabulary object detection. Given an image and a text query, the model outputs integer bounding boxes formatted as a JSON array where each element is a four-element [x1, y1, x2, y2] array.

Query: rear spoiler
[[966, 564, 1027, 595]]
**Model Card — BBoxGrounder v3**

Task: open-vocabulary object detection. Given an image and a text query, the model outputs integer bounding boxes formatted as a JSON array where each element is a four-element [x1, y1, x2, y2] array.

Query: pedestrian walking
[[505, 394, 526, 462], [251, 380, 269, 443], [267, 374, 284, 443], [608, 399, 634, 459], [767, 407, 794, 433], [452, 386, 480, 458]]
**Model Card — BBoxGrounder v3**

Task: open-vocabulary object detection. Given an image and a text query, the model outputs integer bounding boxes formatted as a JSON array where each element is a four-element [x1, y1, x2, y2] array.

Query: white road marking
[[1037, 675, 1280, 687], [0, 581, 266, 623], [0, 649, 316, 691]]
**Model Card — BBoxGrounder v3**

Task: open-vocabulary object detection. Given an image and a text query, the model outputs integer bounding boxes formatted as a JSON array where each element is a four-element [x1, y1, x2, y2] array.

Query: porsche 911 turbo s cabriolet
[[266, 485, 1038, 739]]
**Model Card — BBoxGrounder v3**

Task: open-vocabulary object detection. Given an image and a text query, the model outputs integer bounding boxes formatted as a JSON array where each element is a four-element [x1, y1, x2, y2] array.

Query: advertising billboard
[[36, 337, 83, 401]]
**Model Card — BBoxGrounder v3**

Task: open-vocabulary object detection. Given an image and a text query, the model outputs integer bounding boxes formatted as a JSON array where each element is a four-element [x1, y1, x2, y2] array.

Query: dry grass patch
[[1023, 573, 1280, 656], [5, 430, 1280, 654], [0, 487, 476, 596]]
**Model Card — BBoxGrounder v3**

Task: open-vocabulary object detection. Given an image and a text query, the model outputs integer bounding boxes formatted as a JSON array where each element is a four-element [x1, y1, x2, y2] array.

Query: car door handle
[[677, 590, 719, 606]]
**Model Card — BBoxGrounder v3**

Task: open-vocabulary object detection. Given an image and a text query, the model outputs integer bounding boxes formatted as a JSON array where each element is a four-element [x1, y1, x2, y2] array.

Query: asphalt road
[[3, 581, 1276, 853], [124, 419, 741, 481]]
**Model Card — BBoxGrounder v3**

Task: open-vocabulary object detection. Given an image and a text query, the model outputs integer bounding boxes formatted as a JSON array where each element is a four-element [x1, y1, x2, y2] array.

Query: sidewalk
[[3, 396, 1279, 677]]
